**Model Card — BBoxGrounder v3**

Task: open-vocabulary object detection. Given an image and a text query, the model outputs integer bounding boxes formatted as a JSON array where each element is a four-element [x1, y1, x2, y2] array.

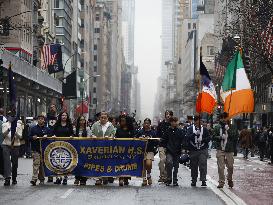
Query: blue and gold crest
[[44, 141, 78, 175]]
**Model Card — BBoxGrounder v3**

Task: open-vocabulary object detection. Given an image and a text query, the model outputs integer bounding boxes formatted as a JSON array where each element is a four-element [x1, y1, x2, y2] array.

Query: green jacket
[[90, 121, 116, 137], [213, 124, 239, 152]]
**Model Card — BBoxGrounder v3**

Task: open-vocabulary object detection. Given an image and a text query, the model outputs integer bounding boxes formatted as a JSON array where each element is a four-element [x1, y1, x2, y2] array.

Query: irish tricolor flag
[[220, 51, 254, 118]]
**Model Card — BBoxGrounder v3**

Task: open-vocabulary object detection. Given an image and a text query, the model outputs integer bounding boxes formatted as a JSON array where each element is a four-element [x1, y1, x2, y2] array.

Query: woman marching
[[136, 118, 158, 186], [74, 115, 91, 185], [115, 114, 135, 186], [52, 111, 74, 185]]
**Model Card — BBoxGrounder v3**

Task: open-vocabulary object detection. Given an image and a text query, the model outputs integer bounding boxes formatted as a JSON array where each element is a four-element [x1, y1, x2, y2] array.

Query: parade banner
[[40, 138, 147, 177]]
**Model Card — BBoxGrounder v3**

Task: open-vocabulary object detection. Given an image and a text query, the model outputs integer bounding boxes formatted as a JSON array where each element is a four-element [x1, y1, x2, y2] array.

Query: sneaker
[[74, 179, 80, 185], [142, 179, 147, 186], [201, 181, 207, 187], [95, 179, 102, 186], [124, 179, 129, 186], [173, 182, 179, 186], [62, 178, 67, 185], [217, 184, 224, 188], [39, 181, 45, 185], [30, 180, 37, 186], [228, 180, 234, 188], [119, 179, 124, 186], [80, 180, 86, 186], [103, 179, 108, 185], [147, 177, 152, 185], [4, 178, 10, 186], [54, 178, 62, 185]]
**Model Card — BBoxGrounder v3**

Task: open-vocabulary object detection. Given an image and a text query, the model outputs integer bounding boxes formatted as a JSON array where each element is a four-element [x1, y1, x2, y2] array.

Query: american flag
[[40, 44, 63, 74]]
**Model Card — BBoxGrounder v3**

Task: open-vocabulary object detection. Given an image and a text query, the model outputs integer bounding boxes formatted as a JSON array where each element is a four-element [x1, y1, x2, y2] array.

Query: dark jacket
[[115, 127, 135, 138], [29, 124, 52, 152], [187, 125, 210, 151], [157, 120, 171, 146], [213, 123, 239, 152], [136, 129, 158, 153], [161, 127, 185, 156], [53, 124, 74, 137]]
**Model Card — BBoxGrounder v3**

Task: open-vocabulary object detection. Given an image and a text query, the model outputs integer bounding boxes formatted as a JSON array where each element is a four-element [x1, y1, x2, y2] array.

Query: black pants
[[270, 143, 273, 163], [2, 145, 20, 180], [258, 142, 266, 160], [0, 146, 4, 176], [189, 149, 208, 182], [166, 153, 179, 183]]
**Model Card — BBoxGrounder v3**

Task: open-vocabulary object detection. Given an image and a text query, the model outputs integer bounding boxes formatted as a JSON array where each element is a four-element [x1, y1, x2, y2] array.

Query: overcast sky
[[135, 0, 161, 120]]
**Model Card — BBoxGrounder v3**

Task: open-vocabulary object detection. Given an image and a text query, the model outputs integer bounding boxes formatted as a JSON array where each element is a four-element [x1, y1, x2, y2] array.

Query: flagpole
[[199, 47, 202, 129]]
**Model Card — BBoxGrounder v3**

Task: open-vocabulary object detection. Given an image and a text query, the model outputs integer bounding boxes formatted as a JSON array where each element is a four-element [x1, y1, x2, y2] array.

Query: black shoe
[[80, 180, 86, 186], [4, 179, 10, 186], [173, 182, 179, 186], [54, 178, 62, 185], [108, 177, 114, 183], [47, 178, 53, 183], [12, 179, 17, 185], [201, 181, 207, 187], [62, 178, 67, 185], [103, 179, 108, 185], [30, 180, 37, 186], [191, 182, 196, 187]]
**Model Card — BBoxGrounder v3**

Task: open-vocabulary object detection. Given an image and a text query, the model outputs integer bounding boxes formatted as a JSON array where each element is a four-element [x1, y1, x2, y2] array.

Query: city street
[[1, 153, 273, 205]]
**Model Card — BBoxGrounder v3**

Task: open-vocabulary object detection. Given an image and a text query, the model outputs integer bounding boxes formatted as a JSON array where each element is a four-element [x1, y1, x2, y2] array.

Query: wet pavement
[[207, 151, 273, 205], [0, 157, 225, 205]]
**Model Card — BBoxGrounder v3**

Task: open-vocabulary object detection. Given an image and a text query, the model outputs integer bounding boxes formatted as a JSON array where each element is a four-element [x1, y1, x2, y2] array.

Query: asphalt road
[[0, 157, 226, 205]]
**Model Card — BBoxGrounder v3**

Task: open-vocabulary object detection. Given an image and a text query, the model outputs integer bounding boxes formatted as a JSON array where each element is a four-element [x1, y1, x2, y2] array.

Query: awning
[[75, 101, 89, 114]]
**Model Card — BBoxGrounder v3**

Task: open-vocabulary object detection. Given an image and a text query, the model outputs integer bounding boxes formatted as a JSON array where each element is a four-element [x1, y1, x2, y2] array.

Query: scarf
[[220, 125, 229, 150], [192, 124, 204, 149]]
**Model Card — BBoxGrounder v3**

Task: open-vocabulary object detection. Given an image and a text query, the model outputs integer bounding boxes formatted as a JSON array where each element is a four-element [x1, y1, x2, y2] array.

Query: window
[[188, 23, 191, 29], [93, 87, 96, 93], [55, 0, 59, 8], [95, 28, 100, 33], [96, 14, 100, 21], [94, 55, 97, 61], [94, 45, 97, 50], [93, 98, 97, 105], [81, 19, 84, 28], [55, 17, 60, 26], [193, 23, 196, 29], [93, 77, 97, 82], [207, 46, 214, 56], [94, 66, 97, 72]]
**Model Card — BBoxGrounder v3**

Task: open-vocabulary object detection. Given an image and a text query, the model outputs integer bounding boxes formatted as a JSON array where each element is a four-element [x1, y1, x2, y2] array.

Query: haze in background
[[135, 0, 161, 120]]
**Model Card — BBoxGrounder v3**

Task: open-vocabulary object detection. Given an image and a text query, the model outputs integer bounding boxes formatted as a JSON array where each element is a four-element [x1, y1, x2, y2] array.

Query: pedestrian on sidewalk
[[239, 126, 253, 159], [29, 114, 51, 186], [52, 111, 74, 185], [91, 111, 116, 186], [157, 110, 173, 183], [0, 113, 5, 176], [115, 114, 135, 186], [213, 112, 238, 189], [73, 115, 91, 186], [268, 129, 273, 165], [161, 117, 185, 186], [187, 115, 210, 187], [257, 127, 267, 161], [136, 118, 158, 186], [1, 110, 24, 186]]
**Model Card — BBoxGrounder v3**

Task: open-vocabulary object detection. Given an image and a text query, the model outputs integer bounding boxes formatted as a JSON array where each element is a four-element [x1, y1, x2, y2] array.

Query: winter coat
[[186, 125, 210, 151], [29, 124, 52, 152], [213, 123, 239, 153], [157, 120, 170, 146], [161, 127, 185, 156], [2, 120, 24, 146], [239, 129, 253, 149], [53, 123, 74, 137], [136, 129, 158, 153], [90, 121, 116, 137]]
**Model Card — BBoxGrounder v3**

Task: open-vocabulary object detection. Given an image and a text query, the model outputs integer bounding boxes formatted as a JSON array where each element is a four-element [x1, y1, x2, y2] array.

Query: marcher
[[187, 115, 210, 187], [91, 111, 116, 185], [157, 110, 173, 182], [74, 115, 91, 185], [1, 110, 24, 186], [213, 112, 238, 188], [29, 114, 51, 186], [52, 111, 74, 185], [257, 127, 267, 161], [239, 126, 253, 159], [161, 117, 185, 186], [115, 114, 135, 186], [136, 118, 158, 186], [268, 129, 273, 165]]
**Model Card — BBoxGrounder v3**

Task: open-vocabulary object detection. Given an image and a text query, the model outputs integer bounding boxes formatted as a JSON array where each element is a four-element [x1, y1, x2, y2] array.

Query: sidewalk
[[207, 150, 273, 205]]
